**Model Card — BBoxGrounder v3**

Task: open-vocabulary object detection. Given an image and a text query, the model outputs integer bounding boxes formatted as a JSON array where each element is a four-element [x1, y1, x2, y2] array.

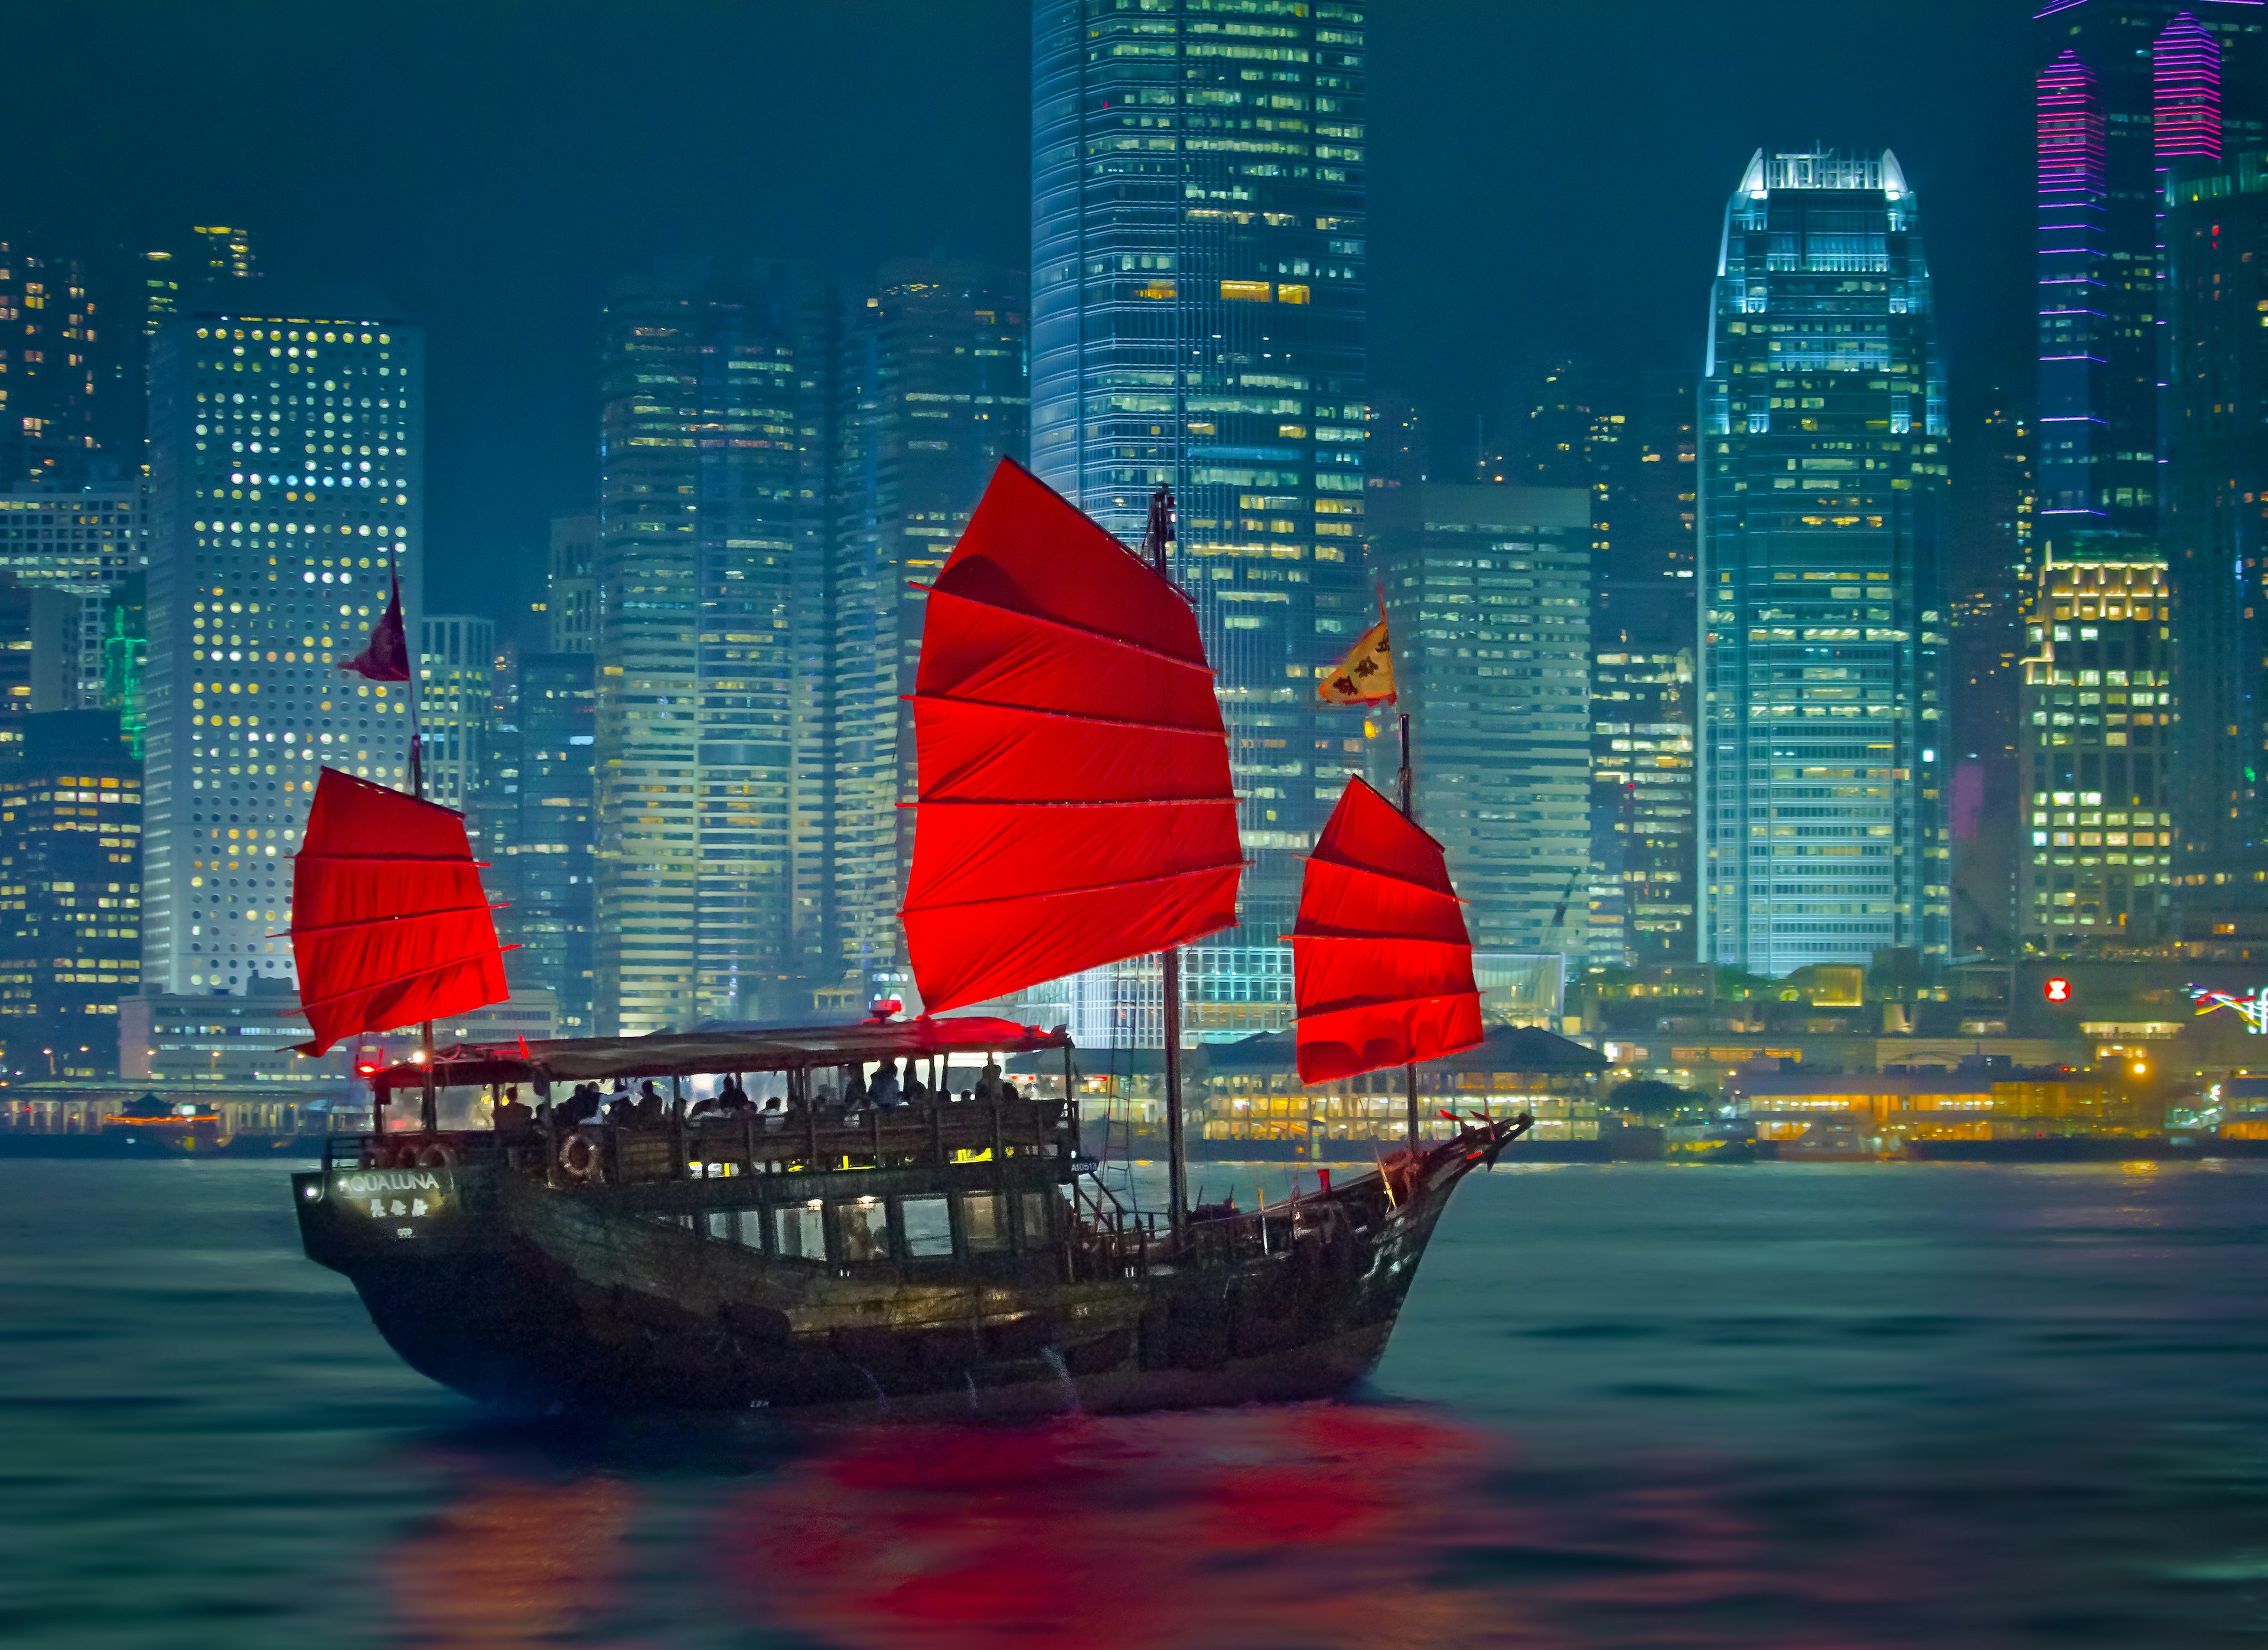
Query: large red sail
[[288, 767, 511, 1055], [902, 460, 1241, 1015], [1291, 776, 1483, 1084]]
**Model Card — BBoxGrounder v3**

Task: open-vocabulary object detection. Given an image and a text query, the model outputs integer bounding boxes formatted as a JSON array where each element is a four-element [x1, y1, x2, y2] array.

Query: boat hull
[[295, 1153, 1471, 1417]]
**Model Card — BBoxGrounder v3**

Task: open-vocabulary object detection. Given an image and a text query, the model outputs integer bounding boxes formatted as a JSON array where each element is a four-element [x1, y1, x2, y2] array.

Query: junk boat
[[292, 461, 1525, 1415]]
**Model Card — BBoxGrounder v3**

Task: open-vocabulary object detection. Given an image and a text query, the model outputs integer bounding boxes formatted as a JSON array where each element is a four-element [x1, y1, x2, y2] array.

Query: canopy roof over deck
[[367, 1015, 1071, 1096]]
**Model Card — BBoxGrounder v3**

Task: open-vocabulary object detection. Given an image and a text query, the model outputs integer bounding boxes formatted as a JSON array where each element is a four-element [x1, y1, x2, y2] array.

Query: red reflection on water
[[386, 1475, 633, 1648], [714, 1404, 1538, 1649]]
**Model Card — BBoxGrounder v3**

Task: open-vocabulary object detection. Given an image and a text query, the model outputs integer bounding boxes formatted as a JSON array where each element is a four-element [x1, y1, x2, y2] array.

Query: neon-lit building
[[2016, 538, 2173, 949], [1029, 0, 1370, 956], [2032, 1, 2264, 549], [1697, 148, 1951, 976]]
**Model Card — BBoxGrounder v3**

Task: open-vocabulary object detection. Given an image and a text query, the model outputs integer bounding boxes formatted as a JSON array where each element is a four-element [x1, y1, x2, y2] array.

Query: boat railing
[[324, 1095, 1078, 1185]]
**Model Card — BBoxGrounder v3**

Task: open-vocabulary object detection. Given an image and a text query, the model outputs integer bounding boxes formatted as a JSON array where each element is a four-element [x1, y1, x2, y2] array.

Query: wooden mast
[[1397, 710, 1418, 1158], [398, 543, 437, 1135], [1146, 484, 1188, 1238]]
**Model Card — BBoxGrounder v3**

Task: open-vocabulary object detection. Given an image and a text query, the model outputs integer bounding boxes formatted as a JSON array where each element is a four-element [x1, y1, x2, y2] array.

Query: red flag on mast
[[902, 460, 1242, 1015], [340, 568, 410, 683], [1289, 775, 1483, 1084], [288, 768, 512, 1054]]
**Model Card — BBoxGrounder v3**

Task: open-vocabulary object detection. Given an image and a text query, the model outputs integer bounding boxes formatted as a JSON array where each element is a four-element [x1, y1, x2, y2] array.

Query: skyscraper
[[509, 650, 595, 1033], [142, 289, 422, 995], [1031, 0, 1370, 960], [2017, 538, 2174, 948], [827, 262, 1028, 1003], [0, 243, 109, 485], [1698, 148, 1951, 976], [2034, 1, 2264, 553], [0, 710, 140, 1076], [546, 510, 597, 654], [593, 265, 821, 1033], [1371, 484, 1593, 959], [2164, 145, 2268, 896], [416, 614, 493, 811]]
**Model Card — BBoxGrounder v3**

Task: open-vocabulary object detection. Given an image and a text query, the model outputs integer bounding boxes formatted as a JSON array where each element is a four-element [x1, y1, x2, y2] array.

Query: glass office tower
[[1698, 149, 1951, 976], [142, 288, 422, 994], [1031, 0, 1370, 956]]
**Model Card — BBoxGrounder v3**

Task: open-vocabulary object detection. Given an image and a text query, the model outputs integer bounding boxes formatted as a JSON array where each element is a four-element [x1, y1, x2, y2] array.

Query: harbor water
[[4, 1156, 2267, 1647]]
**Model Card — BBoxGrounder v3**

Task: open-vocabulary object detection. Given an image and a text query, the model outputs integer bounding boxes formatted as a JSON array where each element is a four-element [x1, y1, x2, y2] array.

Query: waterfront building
[[0, 710, 139, 1077], [141, 286, 423, 995], [416, 614, 493, 811], [2017, 536, 2174, 949], [0, 242, 110, 485], [827, 262, 1029, 1003], [504, 651, 595, 1033], [2163, 146, 2268, 898], [1697, 147, 1952, 976], [1030, 0, 1370, 962], [594, 265, 822, 1033], [1591, 582, 1697, 967], [1370, 483, 1592, 958], [546, 510, 597, 654], [0, 484, 148, 710]]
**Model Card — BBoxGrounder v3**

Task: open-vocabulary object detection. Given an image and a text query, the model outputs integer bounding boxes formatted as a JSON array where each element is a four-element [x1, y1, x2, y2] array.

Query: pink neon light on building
[[2038, 50, 2104, 207], [2155, 12, 2224, 163]]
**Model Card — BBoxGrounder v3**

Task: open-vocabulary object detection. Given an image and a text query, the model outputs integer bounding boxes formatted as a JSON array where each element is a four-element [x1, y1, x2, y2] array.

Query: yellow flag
[[1317, 614, 1394, 706]]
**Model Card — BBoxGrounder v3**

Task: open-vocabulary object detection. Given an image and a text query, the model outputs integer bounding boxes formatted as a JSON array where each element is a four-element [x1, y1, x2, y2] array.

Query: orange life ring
[[558, 1133, 599, 1182], [414, 1142, 457, 1170]]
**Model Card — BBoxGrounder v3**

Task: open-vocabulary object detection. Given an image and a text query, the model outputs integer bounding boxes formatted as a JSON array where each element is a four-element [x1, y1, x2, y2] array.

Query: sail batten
[[903, 460, 1241, 1015], [288, 767, 511, 1055], [1291, 776, 1484, 1084]]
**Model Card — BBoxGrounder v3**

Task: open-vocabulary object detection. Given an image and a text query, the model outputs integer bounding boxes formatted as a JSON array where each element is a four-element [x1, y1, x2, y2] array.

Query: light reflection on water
[[5, 1159, 2268, 1647]]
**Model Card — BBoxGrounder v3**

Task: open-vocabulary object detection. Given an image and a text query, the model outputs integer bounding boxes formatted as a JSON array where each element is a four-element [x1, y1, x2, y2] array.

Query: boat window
[[705, 1212, 732, 1241], [901, 1196, 952, 1258], [960, 1192, 1009, 1253], [835, 1198, 891, 1264], [707, 1210, 761, 1248], [1018, 1191, 1052, 1250], [773, 1201, 824, 1260]]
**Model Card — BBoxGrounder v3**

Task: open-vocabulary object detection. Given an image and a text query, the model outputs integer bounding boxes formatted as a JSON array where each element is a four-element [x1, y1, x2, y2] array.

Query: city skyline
[[0, 1, 2037, 622]]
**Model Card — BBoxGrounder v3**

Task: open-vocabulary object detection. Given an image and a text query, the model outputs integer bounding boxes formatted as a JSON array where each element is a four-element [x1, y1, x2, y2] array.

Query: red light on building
[[2045, 977, 2074, 1003]]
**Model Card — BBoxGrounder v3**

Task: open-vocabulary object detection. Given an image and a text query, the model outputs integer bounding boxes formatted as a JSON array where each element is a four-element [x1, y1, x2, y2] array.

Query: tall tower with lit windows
[[1697, 149, 1951, 976], [141, 287, 422, 996], [1029, 0, 1369, 1028]]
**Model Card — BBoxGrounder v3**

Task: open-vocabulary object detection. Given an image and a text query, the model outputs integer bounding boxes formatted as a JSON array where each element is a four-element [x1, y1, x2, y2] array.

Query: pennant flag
[[1318, 612, 1394, 706], [340, 569, 410, 683]]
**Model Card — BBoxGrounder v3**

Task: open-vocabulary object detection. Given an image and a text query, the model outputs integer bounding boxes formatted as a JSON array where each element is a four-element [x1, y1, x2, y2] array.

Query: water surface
[[4, 1157, 2266, 1646]]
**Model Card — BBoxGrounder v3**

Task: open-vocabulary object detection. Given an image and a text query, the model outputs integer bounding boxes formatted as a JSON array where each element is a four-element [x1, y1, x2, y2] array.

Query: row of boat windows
[[660, 1190, 1057, 1264]]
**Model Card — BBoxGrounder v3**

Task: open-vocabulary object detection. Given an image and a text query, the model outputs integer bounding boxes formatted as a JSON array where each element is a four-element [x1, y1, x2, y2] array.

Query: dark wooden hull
[[293, 1140, 1493, 1417]]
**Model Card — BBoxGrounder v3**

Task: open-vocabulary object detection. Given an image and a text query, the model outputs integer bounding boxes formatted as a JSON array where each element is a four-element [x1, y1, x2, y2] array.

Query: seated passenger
[[973, 1060, 1005, 1104], [634, 1081, 666, 1127], [494, 1088, 535, 1138], [870, 1059, 904, 1110], [604, 1094, 636, 1129], [558, 1084, 602, 1127]]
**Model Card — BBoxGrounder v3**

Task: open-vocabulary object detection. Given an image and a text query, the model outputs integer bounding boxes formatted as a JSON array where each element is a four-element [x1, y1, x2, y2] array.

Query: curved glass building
[[1031, 0, 1368, 958], [1697, 149, 1951, 975]]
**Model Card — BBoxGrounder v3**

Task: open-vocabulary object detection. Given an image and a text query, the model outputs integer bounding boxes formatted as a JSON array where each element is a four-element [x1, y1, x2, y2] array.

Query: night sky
[[5, 1, 2035, 614]]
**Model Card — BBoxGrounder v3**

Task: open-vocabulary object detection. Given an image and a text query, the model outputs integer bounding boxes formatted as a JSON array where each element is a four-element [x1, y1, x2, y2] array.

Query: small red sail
[[1291, 776, 1484, 1084], [289, 767, 511, 1054], [903, 459, 1241, 1015]]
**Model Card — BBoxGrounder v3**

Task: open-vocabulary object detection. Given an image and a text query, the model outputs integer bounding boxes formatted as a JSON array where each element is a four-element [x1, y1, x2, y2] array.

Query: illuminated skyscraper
[[546, 510, 597, 653], [593, 265, 821, 1033], [142, 289, 422, 994], [2016, 539, 2173, 947], [2032, 2, 2264, 548], [1698, 148, 1951, 975], [416, 614, 493, 810], [1031, 0, 1370, 959], [826, 262, 1028, 1003]]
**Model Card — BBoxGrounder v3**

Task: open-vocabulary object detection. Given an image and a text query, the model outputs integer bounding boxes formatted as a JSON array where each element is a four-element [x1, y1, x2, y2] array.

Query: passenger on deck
[[719, 1075, 753, 1113], [902, 1067, 928, 1106], [635, 1082, 666, 1127], [870, 1059, 904, 1110], [761, 1092, 787, 1130], [494, 1088, 535, 1138], [604, 1093, 636, 1129], [843, 1066, 868, 1113], [557, 1084, 602, 1127], [974, 1060, 1005, 1104]]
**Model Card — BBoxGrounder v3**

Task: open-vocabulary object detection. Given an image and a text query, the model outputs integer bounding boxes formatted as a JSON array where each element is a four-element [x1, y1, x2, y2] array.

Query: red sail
[[1291, 776, 1484, 1084], [903, 459, 1241, 1014], [288, 767, 511, 1054]]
